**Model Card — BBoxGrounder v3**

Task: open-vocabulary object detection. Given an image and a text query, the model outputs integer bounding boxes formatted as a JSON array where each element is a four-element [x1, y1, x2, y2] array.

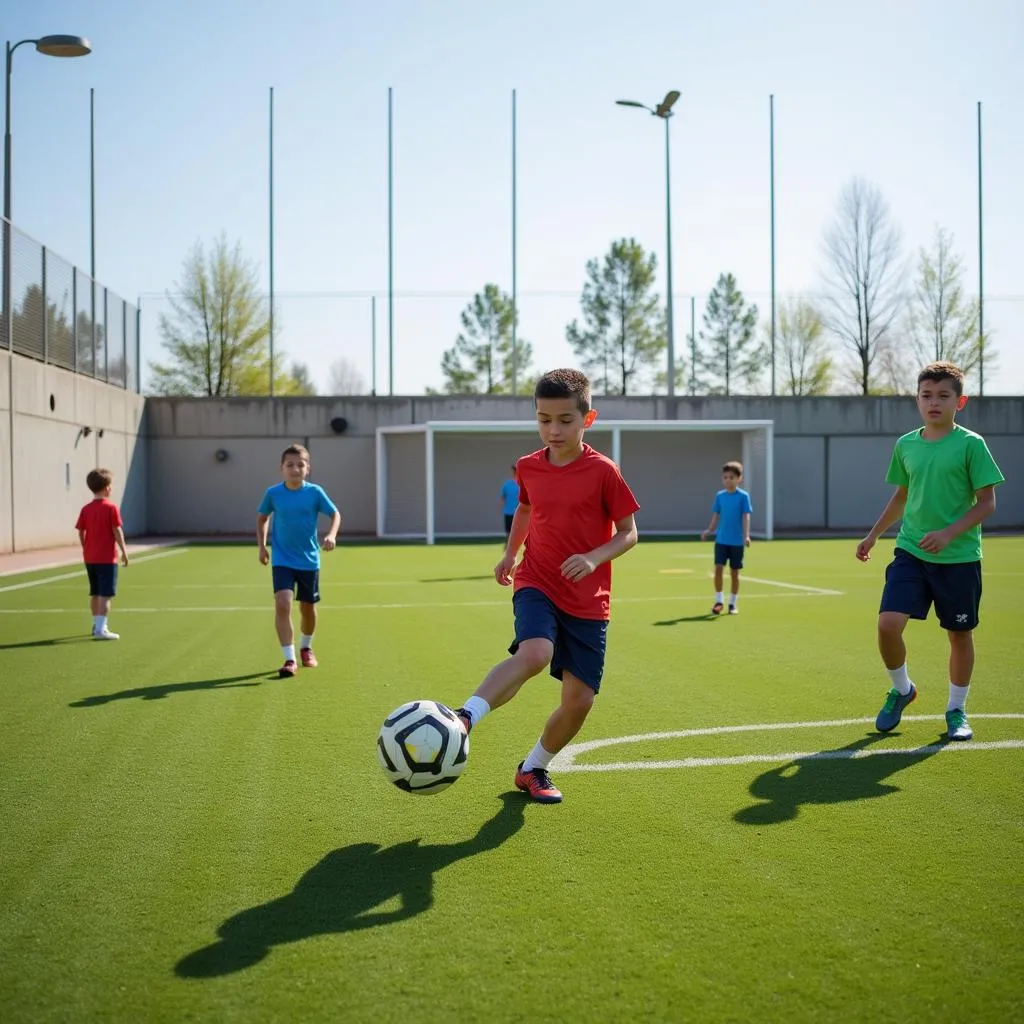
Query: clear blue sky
[[7, 0, 1023, 395]]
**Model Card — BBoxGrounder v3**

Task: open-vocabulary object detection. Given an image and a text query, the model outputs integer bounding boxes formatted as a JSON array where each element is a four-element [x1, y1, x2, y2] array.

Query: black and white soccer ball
[[376, 700, 469, 795]]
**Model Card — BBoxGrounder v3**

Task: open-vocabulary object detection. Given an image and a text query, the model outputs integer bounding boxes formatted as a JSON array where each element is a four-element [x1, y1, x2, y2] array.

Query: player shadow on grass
[[653, 612, 720, 625], [69, 673, 271, 707], [733, 731, 951, 825], [0, 635, 96, 650], [175, 792, 527, 979]]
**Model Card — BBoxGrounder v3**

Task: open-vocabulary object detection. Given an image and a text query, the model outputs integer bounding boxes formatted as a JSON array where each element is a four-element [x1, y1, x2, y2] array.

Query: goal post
[[376, 420, 774, 543]]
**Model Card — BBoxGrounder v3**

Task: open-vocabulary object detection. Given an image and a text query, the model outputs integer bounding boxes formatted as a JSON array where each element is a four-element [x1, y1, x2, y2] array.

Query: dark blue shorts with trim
[[509, 586, 608, 693], [272, 565, 321, 604], [879, 547, 982, 632], [714, 543, 745, 570], [85, 563, 118, 597]]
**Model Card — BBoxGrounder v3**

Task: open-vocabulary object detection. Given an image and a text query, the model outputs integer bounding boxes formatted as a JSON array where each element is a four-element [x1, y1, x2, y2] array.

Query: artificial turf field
[[1, 537, 1022, 1023]]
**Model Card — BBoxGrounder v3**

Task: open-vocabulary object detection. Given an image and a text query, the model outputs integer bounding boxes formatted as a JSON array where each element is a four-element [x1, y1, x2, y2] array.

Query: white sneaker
[[92, 628, 120, 641]]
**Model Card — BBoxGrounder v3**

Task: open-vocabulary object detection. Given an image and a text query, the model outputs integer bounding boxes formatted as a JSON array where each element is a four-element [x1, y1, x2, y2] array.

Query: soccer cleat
[[278, 659, 297, 679], [454, 707, 473, 734], [728, 605, 738, 615], [875, 683, 917, 732], [514, 761, 563, 804], [92, 628, 120, 641], [945, 708, 973, 741], [300, 648, 318, 669], [711, 602, 725, 615]]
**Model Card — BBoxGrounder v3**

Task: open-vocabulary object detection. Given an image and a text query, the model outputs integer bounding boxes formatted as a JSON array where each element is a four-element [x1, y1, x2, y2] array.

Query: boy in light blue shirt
[[701, 460, 753, 615], [257, 444, 341, 677], [500, 464, 520, 538]]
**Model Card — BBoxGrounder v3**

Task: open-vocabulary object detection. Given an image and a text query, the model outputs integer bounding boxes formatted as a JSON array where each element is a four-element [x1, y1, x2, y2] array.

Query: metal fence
[[1, 218, 140, 392]]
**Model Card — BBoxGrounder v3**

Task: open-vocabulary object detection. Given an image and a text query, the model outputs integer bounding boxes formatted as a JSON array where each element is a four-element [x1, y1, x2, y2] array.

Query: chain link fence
[[1, 218, 140, 391]]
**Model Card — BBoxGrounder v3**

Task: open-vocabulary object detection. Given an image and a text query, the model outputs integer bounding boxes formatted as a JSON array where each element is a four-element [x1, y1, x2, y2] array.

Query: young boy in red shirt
[[455, 368, 640, 803], [75, 468, 129, 640]]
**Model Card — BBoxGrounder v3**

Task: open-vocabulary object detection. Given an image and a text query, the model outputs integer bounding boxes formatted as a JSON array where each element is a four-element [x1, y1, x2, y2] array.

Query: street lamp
[[617, 89, 680, 398]]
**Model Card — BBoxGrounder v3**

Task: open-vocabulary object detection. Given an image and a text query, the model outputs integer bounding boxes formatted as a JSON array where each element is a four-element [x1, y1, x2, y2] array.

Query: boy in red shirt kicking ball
[[455, 368, 640, 803], [75, 468, 130, 640]]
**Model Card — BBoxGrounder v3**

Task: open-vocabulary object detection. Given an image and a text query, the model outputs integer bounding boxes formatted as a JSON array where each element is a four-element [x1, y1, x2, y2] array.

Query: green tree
[[697, 273, 763, 395], [437, 284, 532, 394], [907, 226, 990, 387], [150, 235, 301, 396], [566, 238, 665, 395], [774, 298, 833, 396]]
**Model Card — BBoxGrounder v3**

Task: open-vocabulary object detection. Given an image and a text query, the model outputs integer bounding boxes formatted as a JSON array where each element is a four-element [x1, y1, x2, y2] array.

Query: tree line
[[148, 178, 989, 397]]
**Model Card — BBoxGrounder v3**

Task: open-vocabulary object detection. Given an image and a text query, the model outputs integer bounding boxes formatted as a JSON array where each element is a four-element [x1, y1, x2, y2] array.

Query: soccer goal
[[376, 420, 774, 543]]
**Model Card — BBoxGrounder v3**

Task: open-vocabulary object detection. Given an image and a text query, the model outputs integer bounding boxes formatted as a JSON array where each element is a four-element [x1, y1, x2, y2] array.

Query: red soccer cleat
[[711, 602, 725, 615], [278, 659, 297, 679], [514, 762, 563, 804], [454, 707, 473, 734], [300, 648, 318, 668]]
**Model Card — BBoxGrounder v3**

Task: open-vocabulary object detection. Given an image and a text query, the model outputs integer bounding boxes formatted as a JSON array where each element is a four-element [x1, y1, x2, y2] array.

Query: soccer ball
[[376, 700, 469, 795]]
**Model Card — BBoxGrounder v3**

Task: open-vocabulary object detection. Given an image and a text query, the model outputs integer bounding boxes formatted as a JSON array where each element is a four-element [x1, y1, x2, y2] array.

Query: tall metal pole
[[4, 41, 14, 357], [371, 295, 377, 396], [976, 100, 984, 396], [511, 87, 518, 396], [769, 93, 776, 396], [664, 113, 675, 398], [90, 87, 95, 282], [690, 295, 696, 395], [268, 86, 275, 397], [387, 86, 394, 396]]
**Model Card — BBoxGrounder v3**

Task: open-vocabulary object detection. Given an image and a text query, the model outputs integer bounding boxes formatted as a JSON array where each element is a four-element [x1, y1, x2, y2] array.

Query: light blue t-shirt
[[257, 482, 338, 570], [500, 477, 520, 515], [712, 488, 753, 546]]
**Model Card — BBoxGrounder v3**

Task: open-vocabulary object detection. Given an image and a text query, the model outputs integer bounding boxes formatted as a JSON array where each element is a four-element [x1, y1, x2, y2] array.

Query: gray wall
[[1, 352, 147, 554], [142, 394, 1023, 538]]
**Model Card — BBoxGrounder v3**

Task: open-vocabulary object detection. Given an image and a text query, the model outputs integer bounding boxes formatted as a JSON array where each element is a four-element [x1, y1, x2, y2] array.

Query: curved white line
[[551, 715, 1024, 772]]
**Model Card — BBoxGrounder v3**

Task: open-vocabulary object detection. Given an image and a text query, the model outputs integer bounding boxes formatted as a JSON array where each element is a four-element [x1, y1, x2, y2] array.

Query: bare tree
[[821, 179, 904, 394], [774, 298, 833, 396], [327, 357, 367, 395]]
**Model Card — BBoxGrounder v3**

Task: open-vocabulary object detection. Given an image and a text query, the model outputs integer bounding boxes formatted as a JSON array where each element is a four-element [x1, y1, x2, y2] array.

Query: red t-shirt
[[513, 444, 640, 620], [75, 498, 122, 564]]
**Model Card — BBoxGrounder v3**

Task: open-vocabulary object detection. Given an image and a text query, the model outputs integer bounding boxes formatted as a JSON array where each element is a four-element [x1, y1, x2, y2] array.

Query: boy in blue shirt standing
[[257, 444, 341, 677], [701, 461, 753, 615], [499, 464, 520, 537]]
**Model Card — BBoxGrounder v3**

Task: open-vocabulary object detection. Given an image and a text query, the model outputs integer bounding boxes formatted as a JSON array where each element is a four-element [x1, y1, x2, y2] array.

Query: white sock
[[947, 683, 970, 712], [887, 664, 913, 696], [282, 644, 296, 662], [522, 740, 555, 773], [729, 594, 738, 608], [300, 633, 314, 650], [93, 615, 104, 632], [462, 696, 491, 727], [715, 591, 724, 604]]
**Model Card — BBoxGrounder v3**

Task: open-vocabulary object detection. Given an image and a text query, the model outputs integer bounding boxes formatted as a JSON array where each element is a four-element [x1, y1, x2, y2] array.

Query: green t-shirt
[[885, 424, 1005, 563]]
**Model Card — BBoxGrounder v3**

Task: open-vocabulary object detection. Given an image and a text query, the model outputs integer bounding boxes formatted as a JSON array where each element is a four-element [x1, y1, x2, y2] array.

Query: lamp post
[[3, 34, 90, 554], [616, 89, 680, 398]]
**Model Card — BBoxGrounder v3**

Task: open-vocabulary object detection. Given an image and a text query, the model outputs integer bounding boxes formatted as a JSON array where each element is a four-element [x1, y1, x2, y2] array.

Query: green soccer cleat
[[945, 708, 973, 741], [875, 683, 917, 732]]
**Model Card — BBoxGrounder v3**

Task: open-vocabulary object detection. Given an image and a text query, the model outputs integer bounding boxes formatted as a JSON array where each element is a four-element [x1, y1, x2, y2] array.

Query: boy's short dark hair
[[918, 361, 965, 397], [534, 368, 591, 414], [723, 461, 743, 477], [86, 468, 113, 494], [281, 443, 311, 465]]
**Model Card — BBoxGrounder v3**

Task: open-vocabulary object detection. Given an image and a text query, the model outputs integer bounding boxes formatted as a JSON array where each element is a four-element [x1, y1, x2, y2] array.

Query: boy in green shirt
[[856, 361, 1005, 741]]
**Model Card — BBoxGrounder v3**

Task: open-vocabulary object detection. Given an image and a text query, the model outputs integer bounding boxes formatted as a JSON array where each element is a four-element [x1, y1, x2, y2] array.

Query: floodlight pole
[[617, 91, 679, 397]]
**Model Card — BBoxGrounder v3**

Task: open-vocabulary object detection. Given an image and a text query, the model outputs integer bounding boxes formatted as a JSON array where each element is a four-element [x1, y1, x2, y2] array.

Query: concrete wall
[[1, 352, 147, 553], [141, 394, 1023, 537]]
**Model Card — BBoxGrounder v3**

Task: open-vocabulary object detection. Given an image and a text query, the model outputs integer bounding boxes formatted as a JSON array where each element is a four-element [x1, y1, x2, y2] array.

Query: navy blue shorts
[[272, 565, 320, 604], [714, 543, 745, 570], [879, 548, 982, 632], [509, 587, 608, 693], [85, 563, 118, 597]]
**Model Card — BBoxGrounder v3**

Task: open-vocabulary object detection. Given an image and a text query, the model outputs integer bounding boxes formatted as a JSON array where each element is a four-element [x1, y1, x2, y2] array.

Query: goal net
[[376, 420, 774, 543]]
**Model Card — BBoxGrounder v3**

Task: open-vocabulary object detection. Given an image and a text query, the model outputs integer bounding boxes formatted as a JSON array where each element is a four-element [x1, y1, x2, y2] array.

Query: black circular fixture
[[330, 417, 349, 434]]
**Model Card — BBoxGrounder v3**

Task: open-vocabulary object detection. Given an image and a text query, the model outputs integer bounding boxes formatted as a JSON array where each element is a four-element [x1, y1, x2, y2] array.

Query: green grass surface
[[1, 538, 1022, 1023]]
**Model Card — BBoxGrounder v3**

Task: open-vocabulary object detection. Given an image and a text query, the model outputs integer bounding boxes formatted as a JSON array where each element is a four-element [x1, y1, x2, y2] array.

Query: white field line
[[0, 591, 843, 614], [726, 574, 844, 596], [551, 714, 1024, 772], [0, 549, 188, 594]]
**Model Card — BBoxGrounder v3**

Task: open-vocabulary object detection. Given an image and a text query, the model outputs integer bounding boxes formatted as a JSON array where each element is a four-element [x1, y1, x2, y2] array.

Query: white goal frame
[[376, 419, 774, 544]]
